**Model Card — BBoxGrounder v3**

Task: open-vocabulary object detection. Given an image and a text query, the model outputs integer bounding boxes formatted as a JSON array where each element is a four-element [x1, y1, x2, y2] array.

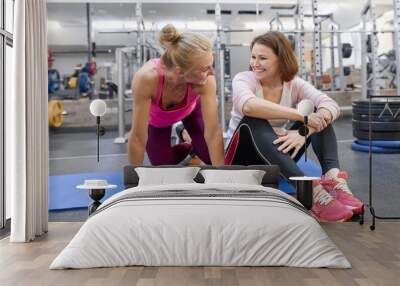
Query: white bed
[[50, 182, 350, 269]]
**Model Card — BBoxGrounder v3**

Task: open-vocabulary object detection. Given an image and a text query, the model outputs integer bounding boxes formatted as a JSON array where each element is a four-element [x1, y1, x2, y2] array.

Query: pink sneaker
[[321, 171, 364, 215], [311, 184, 353, 222]]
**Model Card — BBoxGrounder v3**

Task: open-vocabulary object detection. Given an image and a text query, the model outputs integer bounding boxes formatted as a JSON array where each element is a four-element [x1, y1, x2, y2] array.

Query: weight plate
[[352, 106, 400, 116], [48, 100, 64, 128], [353, 129, 400, 140], [352, 100, 400, 108], [342, 43, 353, 59], [352, 113, 400, 122], [352, 120, 400, 131]]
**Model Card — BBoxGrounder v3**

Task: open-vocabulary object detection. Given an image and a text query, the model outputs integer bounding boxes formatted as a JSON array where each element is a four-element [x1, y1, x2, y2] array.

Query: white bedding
[[50, 183, 350, 269]]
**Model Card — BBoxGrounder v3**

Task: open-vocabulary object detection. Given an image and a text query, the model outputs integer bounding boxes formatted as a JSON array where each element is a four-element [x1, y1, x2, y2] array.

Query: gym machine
[[270, 1, 351, 91], [113, 2, 161, 144]]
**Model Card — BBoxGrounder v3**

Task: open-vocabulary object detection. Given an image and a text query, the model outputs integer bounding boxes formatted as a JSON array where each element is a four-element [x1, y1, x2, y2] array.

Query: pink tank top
[[148, 59, 200, 127]]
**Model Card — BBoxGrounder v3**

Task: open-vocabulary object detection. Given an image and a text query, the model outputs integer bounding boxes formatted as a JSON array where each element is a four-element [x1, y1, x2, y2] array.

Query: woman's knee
[[310, 123, 338, 144]]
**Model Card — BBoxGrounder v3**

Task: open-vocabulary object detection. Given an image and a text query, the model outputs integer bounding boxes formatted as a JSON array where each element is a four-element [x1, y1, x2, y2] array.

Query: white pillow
[[200, 169, 266, 185], [135, 167, 200, 186]]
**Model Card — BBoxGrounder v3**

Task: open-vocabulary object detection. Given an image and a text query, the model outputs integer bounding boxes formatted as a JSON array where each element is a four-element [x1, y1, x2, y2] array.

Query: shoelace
[[333, 178, 352, 195], [322, 172, 353, 195], [313, 188, 333, 205]]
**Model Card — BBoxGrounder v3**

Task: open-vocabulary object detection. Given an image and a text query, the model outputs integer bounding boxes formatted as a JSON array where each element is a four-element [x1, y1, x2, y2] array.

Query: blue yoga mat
[[49, 171, 124, 211], [351, 142, 400, 154], [279, 156, 322, 194], [356, 139, 400, 148]]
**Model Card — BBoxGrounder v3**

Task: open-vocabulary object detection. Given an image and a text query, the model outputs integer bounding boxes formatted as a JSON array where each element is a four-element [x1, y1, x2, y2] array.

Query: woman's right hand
[[307, 112, 327, 132]]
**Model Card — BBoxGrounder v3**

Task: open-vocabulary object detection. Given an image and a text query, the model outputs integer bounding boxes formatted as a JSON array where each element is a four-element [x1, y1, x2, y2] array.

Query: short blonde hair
[[159, 24, 212, 70], [250, 31, 299, 82]]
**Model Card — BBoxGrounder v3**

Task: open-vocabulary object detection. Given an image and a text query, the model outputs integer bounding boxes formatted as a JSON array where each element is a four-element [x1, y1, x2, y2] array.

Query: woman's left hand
[[273, 130, 305, 159], [308, 112, 327, 132]]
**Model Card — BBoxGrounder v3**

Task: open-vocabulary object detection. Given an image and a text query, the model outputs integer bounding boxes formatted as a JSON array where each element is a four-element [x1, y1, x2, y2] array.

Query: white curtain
[[7, 0, 48, 242]]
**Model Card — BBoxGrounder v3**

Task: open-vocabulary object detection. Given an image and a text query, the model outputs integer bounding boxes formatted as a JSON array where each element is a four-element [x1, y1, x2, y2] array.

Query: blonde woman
[[128, 25, 224, 166]]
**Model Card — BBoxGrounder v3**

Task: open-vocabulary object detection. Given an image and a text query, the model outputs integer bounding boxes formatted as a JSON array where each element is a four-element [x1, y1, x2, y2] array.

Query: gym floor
[[48, 115, 400, 222]]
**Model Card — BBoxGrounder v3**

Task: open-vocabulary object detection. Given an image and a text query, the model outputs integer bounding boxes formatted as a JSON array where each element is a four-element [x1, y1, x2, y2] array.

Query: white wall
[[48, 21, 139, 47]]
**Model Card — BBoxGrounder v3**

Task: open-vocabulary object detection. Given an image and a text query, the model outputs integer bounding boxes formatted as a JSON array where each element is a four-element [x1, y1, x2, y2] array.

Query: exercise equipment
[[352, 113, 400, 122], [62, 62, 97, 97], [342, 43, 352, 58], [352, 138, 400, 153], [287, 34, 296, 51], [48, 69, 61, 94], [352, 120, 400, 131], [366, 34, 376, 53], [48, 100, 65, 128], [366, 62, 373, 74], [68, 77, 78, 89], [353, 106, 400, 116], [351, 141, 400, 153], [343, 66, 351, 76], [78, 72, 93, 94], [352, 99, 400, 141], [353, 100, 400, 108], [356, 139, 400, 148], [353, 112, 400, 122], [353, 129, 400, 140]]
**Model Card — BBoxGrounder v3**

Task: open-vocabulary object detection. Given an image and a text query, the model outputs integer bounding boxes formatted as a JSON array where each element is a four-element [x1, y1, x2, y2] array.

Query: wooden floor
[[0, 222, 399, 286]]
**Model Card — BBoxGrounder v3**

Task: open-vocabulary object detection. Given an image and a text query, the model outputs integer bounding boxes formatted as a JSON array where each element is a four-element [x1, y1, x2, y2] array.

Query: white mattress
[[50, 183, 350, 269]]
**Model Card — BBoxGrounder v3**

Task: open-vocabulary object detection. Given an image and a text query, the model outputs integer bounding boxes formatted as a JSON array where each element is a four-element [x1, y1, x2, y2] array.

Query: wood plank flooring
[[0, 222, 399, 286]]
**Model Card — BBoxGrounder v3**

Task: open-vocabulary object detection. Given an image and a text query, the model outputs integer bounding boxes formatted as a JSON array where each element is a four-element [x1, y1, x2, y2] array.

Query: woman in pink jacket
[[225, 31, 363, 222]]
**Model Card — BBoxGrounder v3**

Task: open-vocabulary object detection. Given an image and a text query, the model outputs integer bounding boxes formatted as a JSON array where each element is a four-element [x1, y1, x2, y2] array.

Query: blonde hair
[[159, 24, 212, 70]]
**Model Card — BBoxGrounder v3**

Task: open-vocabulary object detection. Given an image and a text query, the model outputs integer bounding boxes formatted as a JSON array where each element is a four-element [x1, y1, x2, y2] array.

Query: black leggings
[[225, 116, 340, 183]]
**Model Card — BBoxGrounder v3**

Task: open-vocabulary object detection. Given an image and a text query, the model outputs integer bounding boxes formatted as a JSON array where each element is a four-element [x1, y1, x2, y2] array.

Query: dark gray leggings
[[226, 116, 340, 182]]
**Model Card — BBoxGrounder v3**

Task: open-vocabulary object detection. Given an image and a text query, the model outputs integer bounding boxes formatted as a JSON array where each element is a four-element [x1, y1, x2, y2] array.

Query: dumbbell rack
[[367, 95, 400, 231]]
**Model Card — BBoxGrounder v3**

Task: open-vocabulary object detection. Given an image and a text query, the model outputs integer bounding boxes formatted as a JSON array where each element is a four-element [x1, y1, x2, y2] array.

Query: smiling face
[[182, 52, 214, 85], [250, 43, 280, 81]]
